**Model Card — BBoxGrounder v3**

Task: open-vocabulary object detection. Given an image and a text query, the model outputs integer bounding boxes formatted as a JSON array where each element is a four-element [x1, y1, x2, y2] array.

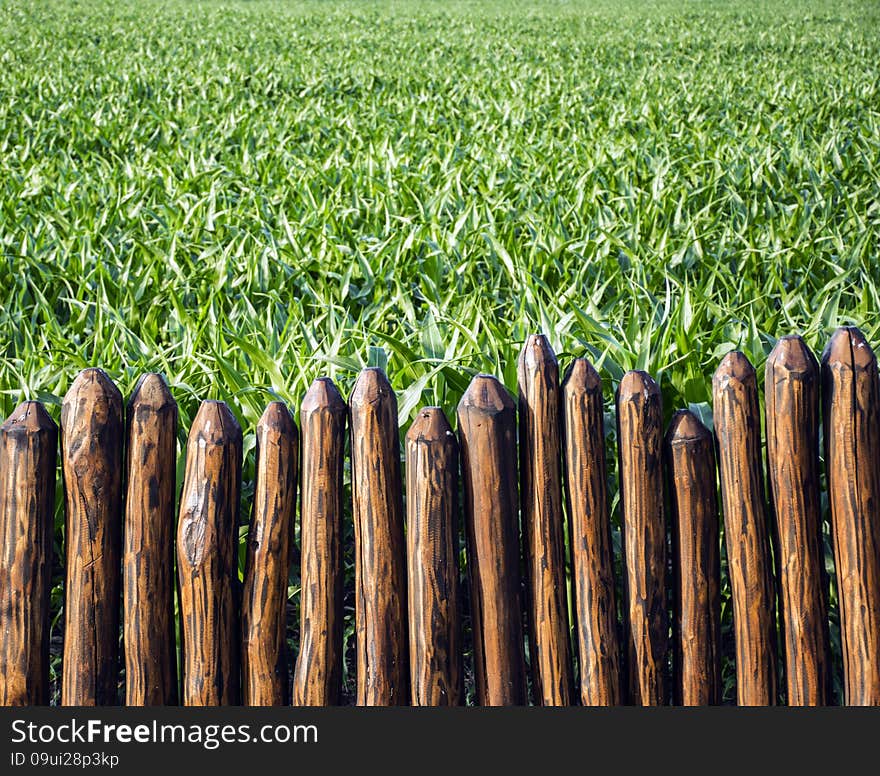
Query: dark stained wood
[[616, 370, 668, 705], [349, 368, 408, 706], [176, 400, 242, 706], [242, 401, 298, 706], [822, 326, 880, 706], [0, 402, 57, 706], [561, 359, 622, 706], [765, 335, 831, 706], [292, 378, 346, 706], [712, 351, 778, 706], [405, 407, 463, 706], [517, 335, 574, 706], [60, 368, 124, 706], [123, 373, 178, 706], [665, 410, 721, 706], [457, 374, 527, 706]]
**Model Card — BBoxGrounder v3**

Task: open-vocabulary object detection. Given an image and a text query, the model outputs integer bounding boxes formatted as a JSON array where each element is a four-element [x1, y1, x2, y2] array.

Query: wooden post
[[292, 378, 346, 706], [242, 402, 298, 706], [765, 335, 830, 705], [123, 373, 178, 706], [457, 374, 527, 706], [61, 368, 124, 706], [177, 400, 242, 706], [0, 402, 57, 706], [665, 410, 721, 706], [616, 370, 668, 705], [712, 351, 778, 705], [822, 326, 880, 705], [561, 358, 622, 706], [517, 335, 574, 705], [349, 368, 408, 706], [405, 407, 463, 706]]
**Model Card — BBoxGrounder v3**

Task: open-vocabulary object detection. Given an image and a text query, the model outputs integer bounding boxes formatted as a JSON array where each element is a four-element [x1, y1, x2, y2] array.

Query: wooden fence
[[1, 326, 879, 706]]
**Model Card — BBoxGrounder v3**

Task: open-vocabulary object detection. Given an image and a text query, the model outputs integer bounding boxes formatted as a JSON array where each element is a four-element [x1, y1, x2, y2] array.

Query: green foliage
[[1, 0, 877, 704]]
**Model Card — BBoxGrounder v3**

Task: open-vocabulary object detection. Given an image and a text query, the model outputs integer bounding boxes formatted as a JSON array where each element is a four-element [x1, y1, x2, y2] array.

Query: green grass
[[1, 0, 878, 704]]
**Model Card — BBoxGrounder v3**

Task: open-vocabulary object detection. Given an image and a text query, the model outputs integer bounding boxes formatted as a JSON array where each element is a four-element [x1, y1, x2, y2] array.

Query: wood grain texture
[[292, 378, 346, 706], [517, 335, 574, 706], [405, 407, 463, 706], [123, 373, 178, 706], [822, 326, 880, 705], [616, 370, 668, 705], [665, 410, 721, 706], [0, 402, 57, 706], [242, 402, 298, 706], [176, 400, 242, 706], [712, 352, 778, 706], [765, 335, 830, 706], [349, 368, 408, 706], [457, 374, 527, 706], [561, 359, 622, 706], [61, 368, 124, 706]]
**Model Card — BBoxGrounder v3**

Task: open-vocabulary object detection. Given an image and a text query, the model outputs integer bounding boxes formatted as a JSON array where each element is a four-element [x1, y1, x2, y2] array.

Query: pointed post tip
[[562, 357, 601, 392], [350, 367, 394, 407], [823, 326, 876, 370], [63, 367, 123, 406], [257, 401, 296, 435], [617, 369, 660, 401], [713, 350, 756, 387], [665, 409, 710, 445], [766, 334, 818, 376], [191, 399, 242, 442], [129, 372, 175, 410], [406, 406, 454, 442], [1, 400, 57, 433], [302, 376, 346, 414], [458, 373, 514, 414], [518, 333, 557, 370]]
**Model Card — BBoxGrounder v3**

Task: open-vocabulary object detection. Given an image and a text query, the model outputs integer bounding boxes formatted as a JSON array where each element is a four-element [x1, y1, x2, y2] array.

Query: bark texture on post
[[242, 402, 298, 706], [123, 373, 178, 706], [616, 370, 668, 705], [61, 368, 124, 706], [349, 368, 408, 706], [292, 378, 346, 707], [713, 352, 778, 706], [561, 359, 621, 706], [457, 374, 527, 706], [665, 410, 721, 706], [517, 335, 574, 706], [0, 402, 57, 706], [822, 326, 880, 706], [177, 400, 242, 706], [405, 407, 463, 706], [765, 335, 830, 706]]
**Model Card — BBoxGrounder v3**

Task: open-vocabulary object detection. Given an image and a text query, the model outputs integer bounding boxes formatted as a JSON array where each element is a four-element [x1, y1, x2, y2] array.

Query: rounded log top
[[62, 367, 123, 408], [713, 350, 756, 391], [349, 367, 395, 408], [128, 372, 175, 410], [457, 373, 515, 415], [665, 409, 711, 445], [301, 376, 346, 414], [1, 400, 57, 434], [406, 406, 454, 443], [766, 334, 818, 378], [257, 400, 296, 436], [518, 333, 558, 371], [823, 326, 877, 370], [617, 369, 660, 402], [189, 399, 242, 444], [562, 357, 602, 393]]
